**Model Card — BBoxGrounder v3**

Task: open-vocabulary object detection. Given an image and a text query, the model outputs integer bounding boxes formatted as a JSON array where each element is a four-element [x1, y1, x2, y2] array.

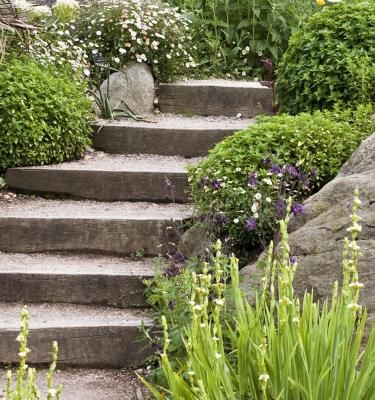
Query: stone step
[[0, 252, 155, 308], [6, 154, 198, 202], [0, 368, 148, 400], [158, 79, 274, 117], [0, 198, 191, 255], [0, 303, 152, 368], [92, 114, 253, 157]]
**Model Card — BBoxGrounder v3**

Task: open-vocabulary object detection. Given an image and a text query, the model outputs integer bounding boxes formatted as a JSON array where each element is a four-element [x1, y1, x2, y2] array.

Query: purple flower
[[198, 178, 208, 189], [163, 263, 182, 278], [269, 164, 283, 175], [214, 213, 230, 226], [289, 255, 298, 264], [247, 172, 258, 188], [284, 164, 299, 177], [245, 217, 257, 231], [291, 203, 305, 216], [210, 179, 222, 190], [262, 157, 272, 166], [275, 198, 286, 219]]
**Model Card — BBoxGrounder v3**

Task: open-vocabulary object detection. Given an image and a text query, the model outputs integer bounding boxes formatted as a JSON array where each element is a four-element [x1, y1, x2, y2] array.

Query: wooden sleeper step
[[0, 303, 152, 368], [158, 79, 274, 117], [0, 198, 192, 256], [0, 252, 154, 308]]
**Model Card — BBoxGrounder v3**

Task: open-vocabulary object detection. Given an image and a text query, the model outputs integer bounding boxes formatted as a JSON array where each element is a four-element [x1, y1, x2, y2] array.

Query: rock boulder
[[100, 61, 155, 116], [240, 133, 375, 316]]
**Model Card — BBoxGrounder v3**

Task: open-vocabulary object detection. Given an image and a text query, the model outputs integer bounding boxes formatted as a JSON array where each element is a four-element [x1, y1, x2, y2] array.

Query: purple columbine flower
[[262, 157, 272, 166], [245, 217, 257, 231], [211, 179, 222, 190], [198, 177, 208, 189], [247, 172, 258, 188], [275, 198, 286, 219], [163, 263, 182, 278], [269, 164, 283, 175], [284, 164, 299, 177], [291, 203, 305, 216], [214, 213, 230, 226], [289, 255, 298, 264]]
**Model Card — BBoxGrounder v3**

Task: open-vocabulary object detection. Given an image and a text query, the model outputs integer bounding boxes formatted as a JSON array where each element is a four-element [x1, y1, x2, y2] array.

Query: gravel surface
[[20, 153, 201, 172], [94, 112, 254, 129], [161, 79, 267, 88], [0, 197, 192, 219], [0, 368, 150, 400], [0, 252, 156, 275], [0, 303, 151, 327]]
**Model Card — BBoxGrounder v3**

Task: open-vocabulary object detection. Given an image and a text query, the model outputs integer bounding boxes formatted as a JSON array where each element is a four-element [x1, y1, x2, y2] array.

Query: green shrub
[[167, 0, 318, 79], [188, 106, 375, 248], [277, 1, 375, 114], [143, 192, 375, 399], [0, 58, 92, 170]]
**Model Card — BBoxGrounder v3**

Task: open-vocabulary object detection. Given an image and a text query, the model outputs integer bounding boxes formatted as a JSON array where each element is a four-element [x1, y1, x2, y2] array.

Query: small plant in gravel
[[4, 306, 62, 400], [188, 105, 375, 250], [143, 191, 375, 399]]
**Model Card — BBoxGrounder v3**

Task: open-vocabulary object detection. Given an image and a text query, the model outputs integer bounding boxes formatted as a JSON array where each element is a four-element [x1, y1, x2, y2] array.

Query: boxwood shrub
[[188, 106, 375, 249], [0, 58, 92, 170], [276, 2, 375, 114]]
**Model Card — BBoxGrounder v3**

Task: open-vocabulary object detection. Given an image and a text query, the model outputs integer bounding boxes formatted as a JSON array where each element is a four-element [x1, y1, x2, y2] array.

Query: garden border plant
[[142, 190, 375, 399]]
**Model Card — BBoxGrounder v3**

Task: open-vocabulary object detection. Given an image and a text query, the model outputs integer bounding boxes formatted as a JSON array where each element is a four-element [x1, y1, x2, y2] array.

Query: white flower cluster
[[76, 0, 195, 77]]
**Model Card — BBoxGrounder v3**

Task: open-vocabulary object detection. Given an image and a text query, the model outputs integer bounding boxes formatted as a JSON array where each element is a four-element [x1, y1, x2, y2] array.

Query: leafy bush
[[167, 0, 318, 79], [5, 306, 62, 399], [143, 193, 375, 399], [188, 106, 375, 248], [277, 1, 375, 114], [0, 58, 92, 170]]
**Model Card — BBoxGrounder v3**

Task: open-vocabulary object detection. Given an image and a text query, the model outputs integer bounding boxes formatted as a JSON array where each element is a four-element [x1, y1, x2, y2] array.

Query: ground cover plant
[[0, 57, 92, 170], [188, 105, 375, 250], [4, 306, 62, 399], [166, 0, 318, 79], [277, 1, 375, 114], [143, 191, 375, 399]]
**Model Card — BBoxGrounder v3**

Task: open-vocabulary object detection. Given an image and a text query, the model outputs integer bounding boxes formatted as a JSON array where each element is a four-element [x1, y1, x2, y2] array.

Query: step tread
[[93, 113, 254, 130], [9, 153, 200, 173], [0, 252, 155, 276], [160, 79, 267, 88], [0, 303, 151, 328], [1, 368, 147, 400], [0, 197, 192, 219]]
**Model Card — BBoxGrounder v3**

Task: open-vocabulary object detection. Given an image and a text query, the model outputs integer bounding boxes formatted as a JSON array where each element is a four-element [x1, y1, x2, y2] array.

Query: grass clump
[[143, 190, 375, 399]]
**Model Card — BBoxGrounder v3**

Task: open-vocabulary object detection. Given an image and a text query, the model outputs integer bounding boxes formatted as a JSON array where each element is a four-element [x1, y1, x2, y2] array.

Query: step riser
[[0, 273, 149, 308], [0, 326, 151, 368], [0, 218, 181, 256], [158, 84, 273, 117], [92, 125, 234, 157], [6, 170, 188, 202]]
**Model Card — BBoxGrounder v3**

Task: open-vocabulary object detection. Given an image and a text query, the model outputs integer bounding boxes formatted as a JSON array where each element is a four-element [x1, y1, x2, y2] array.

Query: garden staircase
[[0, 80, 272, 398]]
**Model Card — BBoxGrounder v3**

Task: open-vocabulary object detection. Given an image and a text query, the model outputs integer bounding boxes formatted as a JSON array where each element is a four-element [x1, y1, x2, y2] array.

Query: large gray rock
[[178, 223, 210, 259], [240, 133, 375, 316], [100, 61, 155, 116]]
